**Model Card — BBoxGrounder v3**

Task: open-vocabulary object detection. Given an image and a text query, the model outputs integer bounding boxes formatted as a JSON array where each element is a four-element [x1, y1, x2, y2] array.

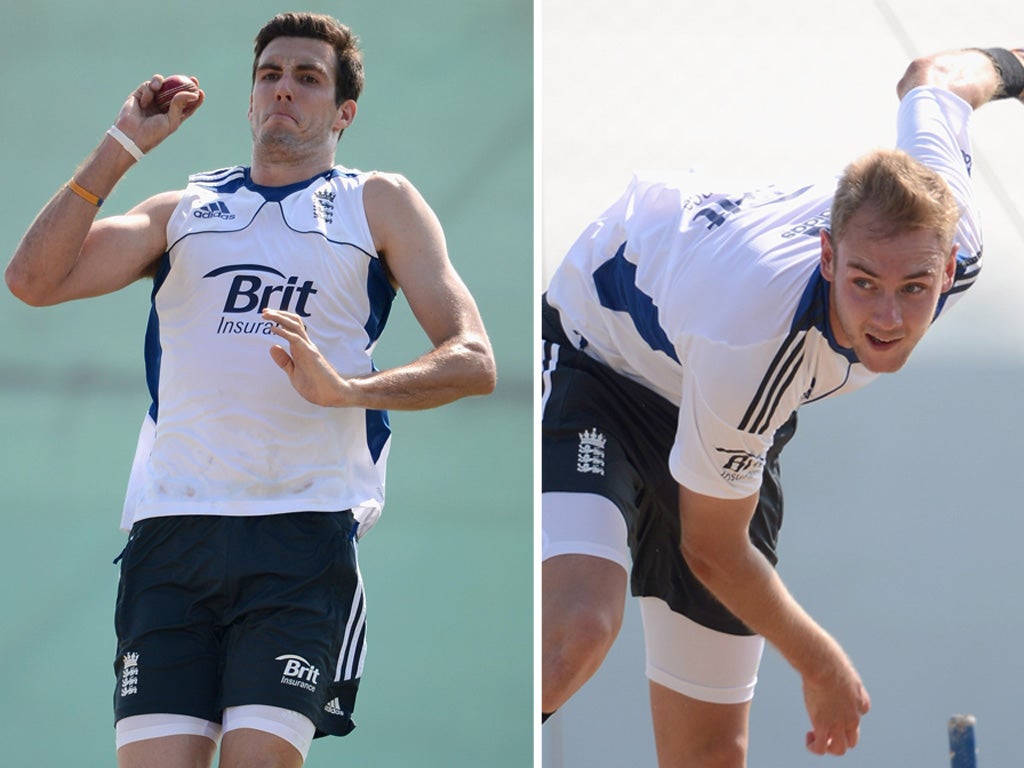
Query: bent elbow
[[680, 538, 718, 586], [470, 347, 498, 397], [679, 531, 740, 591], [473, 373, 497, 397], [459, 335, 496, 397], [479, 373, 497, 397], [5, 263, 51, 307]]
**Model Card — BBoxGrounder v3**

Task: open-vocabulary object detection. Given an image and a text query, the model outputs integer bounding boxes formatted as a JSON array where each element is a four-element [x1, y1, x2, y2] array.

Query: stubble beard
[[251, 122, 338, 172], [252, 125, 306, 162]]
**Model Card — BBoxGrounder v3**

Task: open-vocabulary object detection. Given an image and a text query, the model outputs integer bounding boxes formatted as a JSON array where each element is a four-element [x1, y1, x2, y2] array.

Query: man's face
[[821, 207, 957, 374], [249, 36, 354, 151]]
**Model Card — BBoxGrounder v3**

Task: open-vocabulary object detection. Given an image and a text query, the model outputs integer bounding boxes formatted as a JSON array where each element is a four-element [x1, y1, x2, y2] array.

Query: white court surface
[[540, 1, 1024, 766]]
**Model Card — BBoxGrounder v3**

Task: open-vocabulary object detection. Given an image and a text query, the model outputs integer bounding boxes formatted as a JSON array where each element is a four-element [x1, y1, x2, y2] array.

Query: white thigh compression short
[[115, 705, 316, 760], [542, 490, 765, 704]]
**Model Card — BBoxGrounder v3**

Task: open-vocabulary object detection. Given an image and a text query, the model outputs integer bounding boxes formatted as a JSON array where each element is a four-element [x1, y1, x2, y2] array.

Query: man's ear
[[334, 99, 358, 133], [942, 244, 959, 292], [820, 228, 836, 281]]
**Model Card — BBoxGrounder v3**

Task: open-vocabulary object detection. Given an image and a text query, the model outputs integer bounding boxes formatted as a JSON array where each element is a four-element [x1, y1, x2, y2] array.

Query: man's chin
[[253, 130, 301, 155], [859, 350, 911, 374]]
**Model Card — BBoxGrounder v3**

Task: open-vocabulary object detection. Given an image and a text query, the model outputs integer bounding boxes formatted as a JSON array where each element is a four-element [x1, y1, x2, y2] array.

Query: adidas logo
[[324, 698, 346, 716], [194, 201, 236, 220]]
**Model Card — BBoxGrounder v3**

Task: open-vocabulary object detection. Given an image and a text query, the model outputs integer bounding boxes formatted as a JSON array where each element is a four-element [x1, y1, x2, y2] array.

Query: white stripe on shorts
[[540, 340, 559, 418], [335, 559, 367, 682]]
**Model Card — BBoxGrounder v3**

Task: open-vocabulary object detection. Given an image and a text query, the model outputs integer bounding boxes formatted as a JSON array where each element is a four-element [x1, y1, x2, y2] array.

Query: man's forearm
[[264, 305, 497, 411], [342, 334, 496, 410], [683, 531, 871, 753], [683, 537, 847, 682]]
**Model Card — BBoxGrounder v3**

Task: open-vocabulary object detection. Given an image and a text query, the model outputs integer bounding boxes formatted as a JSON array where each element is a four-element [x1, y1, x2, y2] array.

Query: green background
[[0, 2, 532, 766]]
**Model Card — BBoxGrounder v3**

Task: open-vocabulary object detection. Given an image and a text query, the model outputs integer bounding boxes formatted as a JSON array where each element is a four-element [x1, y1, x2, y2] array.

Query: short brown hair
[[253, 12, 365, 104], [830, 149, 960, 248]]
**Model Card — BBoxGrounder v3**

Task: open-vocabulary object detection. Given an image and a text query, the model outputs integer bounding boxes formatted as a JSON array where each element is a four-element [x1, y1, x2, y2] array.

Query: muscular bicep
[[364, 173, 488, 348], [57, 190, 180, 302]]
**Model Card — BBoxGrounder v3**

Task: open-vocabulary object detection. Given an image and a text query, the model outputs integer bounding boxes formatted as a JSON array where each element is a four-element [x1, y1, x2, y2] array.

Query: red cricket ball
[[155, 75, 199, 114]]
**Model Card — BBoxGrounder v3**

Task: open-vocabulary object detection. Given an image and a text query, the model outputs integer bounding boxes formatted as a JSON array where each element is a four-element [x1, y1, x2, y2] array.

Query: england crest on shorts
[[576, 429, 607, 476], [120, 652, 139, 698]]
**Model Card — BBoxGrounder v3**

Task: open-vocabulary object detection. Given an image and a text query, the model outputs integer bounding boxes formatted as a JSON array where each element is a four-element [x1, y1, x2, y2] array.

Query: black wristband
[[973, 47, 1024, 99]]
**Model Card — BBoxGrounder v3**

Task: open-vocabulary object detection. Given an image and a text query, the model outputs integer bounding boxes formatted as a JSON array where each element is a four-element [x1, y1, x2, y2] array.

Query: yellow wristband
[[67, 178, 104, 207]]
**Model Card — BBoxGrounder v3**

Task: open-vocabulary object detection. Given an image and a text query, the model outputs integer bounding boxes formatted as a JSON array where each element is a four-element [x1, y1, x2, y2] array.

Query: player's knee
[[543, 602, 621, 702], [220, 727, 305, 768], [686, 732, 748, 768], [555, 600, 622, 660]]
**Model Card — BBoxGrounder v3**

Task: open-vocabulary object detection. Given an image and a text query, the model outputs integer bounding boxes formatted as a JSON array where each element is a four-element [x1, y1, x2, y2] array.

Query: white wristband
[[106, 126, 145, 161]]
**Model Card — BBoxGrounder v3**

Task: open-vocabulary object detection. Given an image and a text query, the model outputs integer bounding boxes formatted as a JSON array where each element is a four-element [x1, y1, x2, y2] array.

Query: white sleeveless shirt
[[121, 166, 394, 534]]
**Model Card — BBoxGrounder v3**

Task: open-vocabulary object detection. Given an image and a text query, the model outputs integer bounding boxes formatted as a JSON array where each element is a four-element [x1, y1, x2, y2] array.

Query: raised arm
[[897, 46, 1024, 108], [679, 485, 871, 756], [5, 75, 203, 306], [264, 172, 496, 410]]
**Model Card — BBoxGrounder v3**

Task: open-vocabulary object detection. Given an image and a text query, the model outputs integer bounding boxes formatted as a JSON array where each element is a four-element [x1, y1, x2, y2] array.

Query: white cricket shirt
[[546, 87, 983, 499]]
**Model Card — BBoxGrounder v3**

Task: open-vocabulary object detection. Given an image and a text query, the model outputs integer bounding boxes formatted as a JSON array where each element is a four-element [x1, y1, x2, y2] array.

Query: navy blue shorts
[[541, 297, 797, 635], [113, 511, 365, 738]]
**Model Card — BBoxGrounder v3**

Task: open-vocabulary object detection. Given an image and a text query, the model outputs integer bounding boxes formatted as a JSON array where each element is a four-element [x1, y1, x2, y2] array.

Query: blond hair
[[831, 149, 960, 247]]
